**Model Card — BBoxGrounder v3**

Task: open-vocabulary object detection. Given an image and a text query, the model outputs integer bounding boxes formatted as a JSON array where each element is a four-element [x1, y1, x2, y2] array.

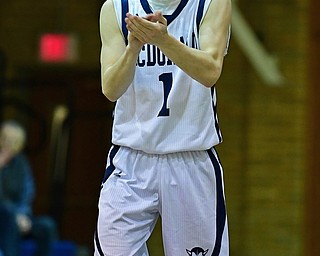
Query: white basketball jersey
[[111, 0, 223, 154]]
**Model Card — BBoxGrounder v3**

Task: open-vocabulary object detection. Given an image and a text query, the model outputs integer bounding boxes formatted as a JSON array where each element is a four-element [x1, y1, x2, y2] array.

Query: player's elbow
[[102, 86, 118, 102], [202, 65, 222, 88]]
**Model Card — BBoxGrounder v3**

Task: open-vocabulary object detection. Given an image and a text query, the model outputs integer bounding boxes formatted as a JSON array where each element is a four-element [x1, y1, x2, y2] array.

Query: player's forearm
[[101, 48, 139, 102], [158, 34, 223, 87]]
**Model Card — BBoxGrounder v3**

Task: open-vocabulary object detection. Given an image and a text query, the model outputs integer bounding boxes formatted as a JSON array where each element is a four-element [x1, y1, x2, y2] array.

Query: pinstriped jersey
[[111, 0, 223, 154]]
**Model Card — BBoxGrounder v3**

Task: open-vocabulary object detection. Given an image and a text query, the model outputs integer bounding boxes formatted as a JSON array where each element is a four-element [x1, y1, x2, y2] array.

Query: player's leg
[[94, 146, 160, 256], [160, 148, 229, 256]]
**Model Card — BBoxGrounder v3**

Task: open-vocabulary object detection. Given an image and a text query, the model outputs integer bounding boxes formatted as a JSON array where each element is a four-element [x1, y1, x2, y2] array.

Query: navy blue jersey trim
[[102, 145, 120, 184], [140, 0, 153, 14], [211, 87, 222, 143], [140, 0, 189, 25], [196, 0, 206, 32], [207, 148, 226, 256], [121, 0, 129, 45]]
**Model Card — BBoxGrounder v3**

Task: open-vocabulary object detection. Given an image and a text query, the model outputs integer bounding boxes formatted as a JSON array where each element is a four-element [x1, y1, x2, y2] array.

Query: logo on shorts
[[186, 247, 209, 256]]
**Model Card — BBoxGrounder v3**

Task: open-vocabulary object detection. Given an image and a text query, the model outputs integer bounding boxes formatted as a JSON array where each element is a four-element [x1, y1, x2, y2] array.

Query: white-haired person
[[0, 120, 57, 256]]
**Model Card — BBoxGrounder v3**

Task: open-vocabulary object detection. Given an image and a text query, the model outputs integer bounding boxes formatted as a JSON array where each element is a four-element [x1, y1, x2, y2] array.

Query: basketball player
[[95, 0, 231, 255]]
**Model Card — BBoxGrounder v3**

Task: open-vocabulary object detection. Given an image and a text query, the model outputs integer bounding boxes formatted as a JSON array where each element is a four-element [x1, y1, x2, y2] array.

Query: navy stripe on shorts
[[207, 148, 227, 256]]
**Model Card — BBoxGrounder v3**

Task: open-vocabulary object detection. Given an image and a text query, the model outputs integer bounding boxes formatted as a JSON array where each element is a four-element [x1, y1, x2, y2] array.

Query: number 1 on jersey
[[157, 72, 173, 117]]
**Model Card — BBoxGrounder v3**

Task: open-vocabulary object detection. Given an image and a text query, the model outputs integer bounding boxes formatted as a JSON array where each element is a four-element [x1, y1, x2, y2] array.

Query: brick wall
[[305, 0, 320, 254], [0, 0, 309, 254], [218, 0, 308, 255]]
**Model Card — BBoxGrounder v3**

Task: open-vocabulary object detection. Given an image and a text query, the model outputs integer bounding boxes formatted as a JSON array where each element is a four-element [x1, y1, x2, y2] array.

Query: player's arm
[[100, 0, 143, 102], [126, 0, 231, 87]]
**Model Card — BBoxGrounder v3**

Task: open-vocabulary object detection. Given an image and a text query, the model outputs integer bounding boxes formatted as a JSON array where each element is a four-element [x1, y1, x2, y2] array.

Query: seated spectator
[[0, 120, 57, 256]]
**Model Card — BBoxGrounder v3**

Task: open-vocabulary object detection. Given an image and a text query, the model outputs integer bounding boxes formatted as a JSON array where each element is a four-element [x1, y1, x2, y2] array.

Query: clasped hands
[[125, 11, 168, 50]]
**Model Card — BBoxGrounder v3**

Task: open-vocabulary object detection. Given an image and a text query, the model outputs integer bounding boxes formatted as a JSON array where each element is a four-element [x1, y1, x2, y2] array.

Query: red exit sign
[[39, 33, 78, 63]]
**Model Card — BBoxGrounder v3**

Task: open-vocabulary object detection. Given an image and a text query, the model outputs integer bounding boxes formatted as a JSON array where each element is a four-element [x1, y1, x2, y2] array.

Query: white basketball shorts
[[94, 145, 229, 256]]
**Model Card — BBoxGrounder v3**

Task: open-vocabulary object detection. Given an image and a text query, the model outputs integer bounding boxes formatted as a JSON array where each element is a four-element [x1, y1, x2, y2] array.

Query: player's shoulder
[[202, 0, 231, 26], [101, 0, 114, 14], [207, 0, 232, 14], [101, 0, 126, 17], [100, 0, 118, 26]]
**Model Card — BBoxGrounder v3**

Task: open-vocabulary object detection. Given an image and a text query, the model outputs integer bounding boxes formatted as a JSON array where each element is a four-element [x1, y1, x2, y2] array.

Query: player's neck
[[148, 0, 181, 15]]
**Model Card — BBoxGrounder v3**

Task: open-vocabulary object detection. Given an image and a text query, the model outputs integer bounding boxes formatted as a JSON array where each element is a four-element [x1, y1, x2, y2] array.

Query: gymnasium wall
[[0, 0, 311, 255], [305, 0, 320, 254], [218, 1, 308, 255]]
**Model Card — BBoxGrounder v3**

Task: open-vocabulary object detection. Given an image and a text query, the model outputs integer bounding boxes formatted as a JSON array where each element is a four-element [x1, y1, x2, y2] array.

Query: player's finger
[[154, 11, 167, 25], [126, 13, 153, 32], [126, 22, 148, 43], [125, 17, 147, 38], [126, 15, 154, 43], [127, 27, 146, 43], [144, 13, 158, 22]]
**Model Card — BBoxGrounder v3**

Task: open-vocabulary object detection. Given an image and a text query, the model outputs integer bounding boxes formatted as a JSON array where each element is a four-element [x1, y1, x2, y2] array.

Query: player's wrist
[[156, 33, 175, 52], [126, 42, 143, 55]]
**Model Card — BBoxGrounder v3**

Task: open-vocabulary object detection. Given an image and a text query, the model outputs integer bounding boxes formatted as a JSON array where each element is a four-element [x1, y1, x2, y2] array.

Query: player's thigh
[[95, 181, 159, 256], [95, 147, 160, 255], [161, 149, 229, 255]]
